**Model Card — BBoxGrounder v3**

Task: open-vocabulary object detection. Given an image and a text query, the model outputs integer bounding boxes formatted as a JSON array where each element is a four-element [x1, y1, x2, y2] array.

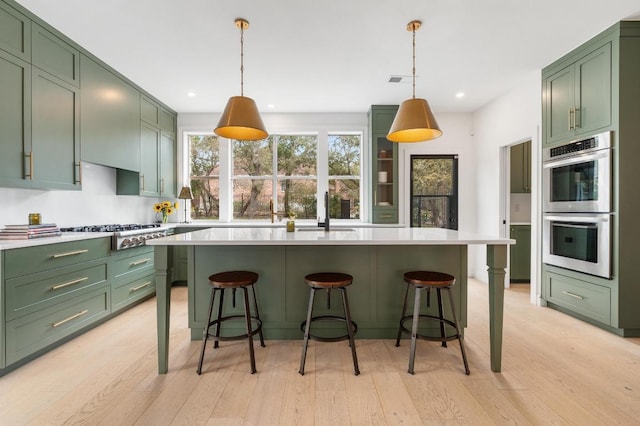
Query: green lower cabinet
[[5, 285, 110, 365], [509, 225, 531, 282], [544, 269, 611, 325], [109, 246, 156, 312], [111, 272, 155, 312]]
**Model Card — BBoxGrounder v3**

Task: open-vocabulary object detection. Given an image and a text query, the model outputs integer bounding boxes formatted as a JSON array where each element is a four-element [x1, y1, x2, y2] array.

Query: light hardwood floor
[[1, 279, 639, 425]]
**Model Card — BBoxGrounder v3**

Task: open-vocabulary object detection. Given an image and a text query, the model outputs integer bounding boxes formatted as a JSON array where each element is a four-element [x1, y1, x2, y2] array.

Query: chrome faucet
[[317, 191, 330, 231]]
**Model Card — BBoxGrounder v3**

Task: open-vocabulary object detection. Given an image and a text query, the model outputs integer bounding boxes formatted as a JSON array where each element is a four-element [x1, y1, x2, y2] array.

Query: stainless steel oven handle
[[543, 148, 609, 169], [544, 214, 611, 223], [552, 223, 597, 230]]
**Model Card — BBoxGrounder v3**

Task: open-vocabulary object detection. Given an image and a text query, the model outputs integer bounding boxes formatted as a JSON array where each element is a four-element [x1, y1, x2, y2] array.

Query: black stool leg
[[341, 287, 360, 376], [242, 287, 257, 374], [436, 288, 447, 348], [299, 288, 316, 375], [213, 288, 225, 349], [395, 282, 411, 346], [408, 285, 422, 375], [250, 284, 266, 347], [197, 286, 217, 374], [446, 287, 470, 375]]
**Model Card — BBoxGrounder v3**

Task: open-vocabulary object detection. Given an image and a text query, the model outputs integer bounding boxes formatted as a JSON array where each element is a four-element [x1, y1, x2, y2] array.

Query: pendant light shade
[[387, 98, 441, 142], [214, 18, 268, 141], [215, 96, 267, 141], [387, 20, 442, 143]]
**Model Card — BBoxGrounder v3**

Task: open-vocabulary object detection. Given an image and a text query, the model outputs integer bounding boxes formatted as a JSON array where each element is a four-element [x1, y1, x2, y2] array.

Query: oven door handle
[[544, 214, 611, 223], [543, 148, 610, 169], [552, 223, 598, 230]]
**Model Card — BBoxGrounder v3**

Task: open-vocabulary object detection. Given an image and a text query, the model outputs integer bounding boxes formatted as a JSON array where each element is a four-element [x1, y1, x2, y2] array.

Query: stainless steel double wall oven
[[542, 131, 613, 279]]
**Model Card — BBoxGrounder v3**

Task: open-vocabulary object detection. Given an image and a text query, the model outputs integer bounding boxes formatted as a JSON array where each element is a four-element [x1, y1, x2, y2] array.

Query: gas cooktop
[[59, 224, 161, 233]]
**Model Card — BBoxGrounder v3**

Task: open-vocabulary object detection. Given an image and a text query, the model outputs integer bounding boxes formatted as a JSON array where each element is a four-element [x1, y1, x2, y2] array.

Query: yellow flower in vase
[[153, 201, 177, 223]]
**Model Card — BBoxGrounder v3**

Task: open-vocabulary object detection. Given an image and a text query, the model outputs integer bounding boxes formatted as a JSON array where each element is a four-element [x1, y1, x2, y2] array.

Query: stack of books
[[0, 223, 62, 240]]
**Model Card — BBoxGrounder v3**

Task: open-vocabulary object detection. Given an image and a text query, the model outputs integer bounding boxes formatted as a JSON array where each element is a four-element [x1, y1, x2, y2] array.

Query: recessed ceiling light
[[455, 92, 465, 98], [187, 92, 196, 97], [267, 104, 275, 109]]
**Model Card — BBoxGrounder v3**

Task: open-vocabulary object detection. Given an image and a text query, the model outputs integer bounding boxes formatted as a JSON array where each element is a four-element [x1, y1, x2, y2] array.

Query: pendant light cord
[[240, 24, 244, 97], [412, 23, 416, 99]]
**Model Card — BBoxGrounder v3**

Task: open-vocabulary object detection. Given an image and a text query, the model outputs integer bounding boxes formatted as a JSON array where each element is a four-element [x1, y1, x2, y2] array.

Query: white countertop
[[0, 232, 111, 250], [146, 227, 513, 246]]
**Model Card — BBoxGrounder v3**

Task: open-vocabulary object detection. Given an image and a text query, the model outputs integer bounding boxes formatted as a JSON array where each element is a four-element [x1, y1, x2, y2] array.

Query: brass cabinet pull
[[140, 174, 145, 191], [561, 290, 584, 300], [380, 214, 392, 218], [25, 151, 34, 179], [52, 309, 89, 328], [130, 258, 151, 266], [160, 178, 165, 193], [568, 107, 575, 130], [131, 281, 153, 292], [75, 161, 82, 184], [51, 249, 89, 258], [51, 276, 88, 291], [574, 107, 581, 128]]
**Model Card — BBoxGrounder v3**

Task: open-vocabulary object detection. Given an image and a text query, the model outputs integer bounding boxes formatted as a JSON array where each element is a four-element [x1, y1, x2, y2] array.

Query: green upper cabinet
[[0, 49, 31, 188], [80, 54, 141, 171], [0, 1, 30, 61], [510, 141, 531, 193], [543, 42, 611, 145], [369, 105, 399, 224], [31, 67, 80, 190], [117, 95, 176, 197], [31, 23, 79, 88]]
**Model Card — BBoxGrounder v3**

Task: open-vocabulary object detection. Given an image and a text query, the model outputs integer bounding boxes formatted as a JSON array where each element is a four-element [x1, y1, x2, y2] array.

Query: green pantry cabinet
[[510, 141, 531, 193], [542, 22, 640, 336], [0, 0, 177, 194], [0, 237, 156, 373], [369, 105, 399, 224]]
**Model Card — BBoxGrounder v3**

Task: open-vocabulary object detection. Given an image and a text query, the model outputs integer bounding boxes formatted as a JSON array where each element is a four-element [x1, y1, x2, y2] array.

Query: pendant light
[[214, 18, 268, 141], [387, 20, 442, 143]]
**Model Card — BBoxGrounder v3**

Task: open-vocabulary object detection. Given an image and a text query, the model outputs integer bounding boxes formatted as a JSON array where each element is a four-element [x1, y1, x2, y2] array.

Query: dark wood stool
[[299, 272, 360, 376], [197, 271, 265, 375], [395, 271, 470, 375]]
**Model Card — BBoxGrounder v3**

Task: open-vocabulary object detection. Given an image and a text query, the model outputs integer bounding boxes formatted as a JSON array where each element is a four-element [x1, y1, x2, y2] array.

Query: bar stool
[[395, 271, 470, 375], [197, 270, 265, 375], [299, 272, 360, 376]]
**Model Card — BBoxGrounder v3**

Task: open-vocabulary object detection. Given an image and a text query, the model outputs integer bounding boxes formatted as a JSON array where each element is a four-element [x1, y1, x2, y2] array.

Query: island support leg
[[155, 245, 171, 374], [486, 244, 507, 372]]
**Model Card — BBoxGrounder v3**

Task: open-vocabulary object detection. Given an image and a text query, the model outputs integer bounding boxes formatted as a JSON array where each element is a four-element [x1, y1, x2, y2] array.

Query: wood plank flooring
[[1, 279, 639, 425]]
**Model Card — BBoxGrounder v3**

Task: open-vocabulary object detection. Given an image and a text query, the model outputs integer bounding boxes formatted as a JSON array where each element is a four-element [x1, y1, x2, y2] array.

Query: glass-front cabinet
[[369, 105, 398, 223]]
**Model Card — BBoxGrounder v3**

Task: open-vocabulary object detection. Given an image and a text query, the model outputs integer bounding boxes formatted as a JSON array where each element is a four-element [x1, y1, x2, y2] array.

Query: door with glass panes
[[410, 155, 458, 229]]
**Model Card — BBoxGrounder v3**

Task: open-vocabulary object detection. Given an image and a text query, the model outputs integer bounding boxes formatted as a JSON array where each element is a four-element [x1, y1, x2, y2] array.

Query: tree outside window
[[189, 135, 220, 219], [328, 134, 361, 219]]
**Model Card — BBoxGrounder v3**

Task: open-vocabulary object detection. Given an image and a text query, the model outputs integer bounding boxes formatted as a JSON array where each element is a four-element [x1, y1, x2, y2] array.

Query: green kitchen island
[[147, 227, 512, 373]]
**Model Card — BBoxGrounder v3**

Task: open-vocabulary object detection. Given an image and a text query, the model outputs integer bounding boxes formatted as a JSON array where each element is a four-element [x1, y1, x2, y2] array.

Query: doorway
[[410, 155, 458, 229]]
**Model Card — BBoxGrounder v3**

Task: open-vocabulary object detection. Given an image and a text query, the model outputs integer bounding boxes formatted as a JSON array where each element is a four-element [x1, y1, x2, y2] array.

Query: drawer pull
[[52, 309, 89, 328], [561, 291, 584, 300], [51, 276, 88, 291], [130, 258, 151, 266], [380, 214, 392, 218], [52, 249, 89, 258], [131, 281, 153, 292]]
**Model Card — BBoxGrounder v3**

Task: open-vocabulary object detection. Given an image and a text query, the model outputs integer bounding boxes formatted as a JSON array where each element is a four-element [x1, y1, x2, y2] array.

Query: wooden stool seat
[[209, 271, 259, 288], [396, 270, 470, 375], [197, 270, 265, 375], [299, 272, 360, 376]]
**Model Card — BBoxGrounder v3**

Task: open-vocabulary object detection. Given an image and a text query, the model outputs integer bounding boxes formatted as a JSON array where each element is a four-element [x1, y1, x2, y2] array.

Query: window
[[189, 134, 220, 219], [328, 134, 361, 219], [187, 131, 361, 222]]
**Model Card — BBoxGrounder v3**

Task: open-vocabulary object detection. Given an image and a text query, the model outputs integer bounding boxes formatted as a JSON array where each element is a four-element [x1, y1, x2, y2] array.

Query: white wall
[[1, 163, 171, 227], [471, 70, 542, 302]]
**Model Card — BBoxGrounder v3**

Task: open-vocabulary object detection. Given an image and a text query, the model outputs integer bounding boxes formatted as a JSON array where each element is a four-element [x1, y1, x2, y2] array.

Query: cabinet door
[[0, 1, 31, 61], [31, 68, 80, 190], [31, 23, 79, 87], [544, 65, 575, 145], [510, 225, 531, 281], [80, 55, 141, 171], [510, 141, 531, 193], [140, 122, 160, 197], [160, 131, 176, 198], [0, 50, 31, 188], [575, 43, 611, 136]]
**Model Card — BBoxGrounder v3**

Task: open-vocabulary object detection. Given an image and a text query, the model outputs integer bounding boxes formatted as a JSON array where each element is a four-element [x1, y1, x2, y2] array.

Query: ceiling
[[14, 0, 640, 114]]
